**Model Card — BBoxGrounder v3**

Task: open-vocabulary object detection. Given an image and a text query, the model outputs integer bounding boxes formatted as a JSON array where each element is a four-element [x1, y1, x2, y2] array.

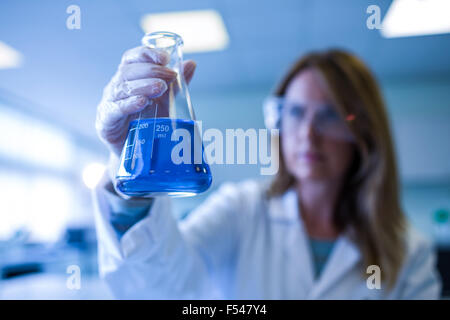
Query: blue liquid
[[115, 118, 212, 197]]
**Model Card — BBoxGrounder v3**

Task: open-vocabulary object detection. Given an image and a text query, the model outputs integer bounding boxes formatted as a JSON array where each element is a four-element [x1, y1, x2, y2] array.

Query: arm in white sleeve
[[93, 176, 249, 299], [397, 238, 442, 299]]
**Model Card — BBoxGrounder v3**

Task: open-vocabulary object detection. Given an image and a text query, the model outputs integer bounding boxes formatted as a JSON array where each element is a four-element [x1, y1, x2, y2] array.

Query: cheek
[[281, 134, 296, 165], [321, 139, 354, 176]]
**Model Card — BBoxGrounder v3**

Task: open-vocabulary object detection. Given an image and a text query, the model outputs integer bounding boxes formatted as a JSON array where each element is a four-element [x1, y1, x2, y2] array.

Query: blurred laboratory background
[[0, 0, 449, 299]]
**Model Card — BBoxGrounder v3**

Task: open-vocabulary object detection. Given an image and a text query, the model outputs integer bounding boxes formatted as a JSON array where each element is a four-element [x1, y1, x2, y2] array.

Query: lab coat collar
[[280, 188, 362, 299]]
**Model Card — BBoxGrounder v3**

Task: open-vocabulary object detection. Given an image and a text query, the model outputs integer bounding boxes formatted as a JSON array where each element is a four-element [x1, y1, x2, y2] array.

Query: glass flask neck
[[142, 31, 184, 66], [140, 31, 195, 121]]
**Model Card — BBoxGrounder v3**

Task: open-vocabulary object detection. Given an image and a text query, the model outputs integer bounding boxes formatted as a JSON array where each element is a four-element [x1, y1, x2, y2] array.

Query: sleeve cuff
[[98, 172, 154, 238]]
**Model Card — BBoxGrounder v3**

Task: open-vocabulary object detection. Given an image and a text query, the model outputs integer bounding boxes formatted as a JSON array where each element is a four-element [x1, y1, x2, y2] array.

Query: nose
[[297, 117, 318, 141]]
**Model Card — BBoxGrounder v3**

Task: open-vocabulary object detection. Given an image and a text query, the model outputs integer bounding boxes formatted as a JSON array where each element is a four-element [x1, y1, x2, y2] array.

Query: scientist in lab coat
[[93, 46, 441, 299]]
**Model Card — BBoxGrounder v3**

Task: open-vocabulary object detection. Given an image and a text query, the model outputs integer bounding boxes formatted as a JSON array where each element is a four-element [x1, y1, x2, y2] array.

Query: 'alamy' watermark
[[366, 265, 381, 290], [66, 5, 81, 30], [366, 5, 382, 30], [169, 122, 280, 176], [66, 264, 81, 290]]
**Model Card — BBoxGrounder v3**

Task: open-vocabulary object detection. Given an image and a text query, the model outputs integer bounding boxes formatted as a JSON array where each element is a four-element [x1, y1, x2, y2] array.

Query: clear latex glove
[[96, 45, 196, 159]]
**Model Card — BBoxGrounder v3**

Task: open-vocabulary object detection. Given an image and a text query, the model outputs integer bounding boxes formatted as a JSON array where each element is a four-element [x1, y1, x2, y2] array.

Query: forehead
[[284, 68, 331, 103]]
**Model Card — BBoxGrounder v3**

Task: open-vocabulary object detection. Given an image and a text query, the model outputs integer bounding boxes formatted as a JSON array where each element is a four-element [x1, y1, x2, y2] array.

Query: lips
[[297, 150, 324, 162]]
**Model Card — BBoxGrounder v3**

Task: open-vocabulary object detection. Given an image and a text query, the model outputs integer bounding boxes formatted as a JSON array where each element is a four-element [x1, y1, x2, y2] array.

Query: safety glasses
[[263, 96, 355, 142]]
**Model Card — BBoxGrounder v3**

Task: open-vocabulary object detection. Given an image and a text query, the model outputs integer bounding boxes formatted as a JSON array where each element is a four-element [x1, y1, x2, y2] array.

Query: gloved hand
[[96, 45, 196, 159]]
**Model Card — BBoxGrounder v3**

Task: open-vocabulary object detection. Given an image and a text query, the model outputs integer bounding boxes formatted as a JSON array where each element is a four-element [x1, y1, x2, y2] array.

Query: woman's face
[[281, 69, 354, 183]]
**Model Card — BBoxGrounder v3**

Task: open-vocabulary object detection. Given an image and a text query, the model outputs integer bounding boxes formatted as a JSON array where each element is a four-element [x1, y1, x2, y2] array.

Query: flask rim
[[142, 31, 184, 49]]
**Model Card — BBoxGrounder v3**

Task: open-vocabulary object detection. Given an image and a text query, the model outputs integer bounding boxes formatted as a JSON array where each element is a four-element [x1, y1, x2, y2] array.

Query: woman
[[93, 46, 441, 299]]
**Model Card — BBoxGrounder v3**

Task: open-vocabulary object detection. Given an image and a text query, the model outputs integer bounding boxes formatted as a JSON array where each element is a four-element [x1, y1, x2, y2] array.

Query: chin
[[294, 168, 329, 181]]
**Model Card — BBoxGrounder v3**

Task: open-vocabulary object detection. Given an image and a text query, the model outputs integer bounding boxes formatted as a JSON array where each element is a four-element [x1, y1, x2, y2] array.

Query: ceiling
[[1, 0, 450, 147]]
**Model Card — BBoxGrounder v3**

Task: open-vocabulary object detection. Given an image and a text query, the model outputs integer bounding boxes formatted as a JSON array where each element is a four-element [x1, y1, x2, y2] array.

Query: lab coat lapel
[[278, 188, 361, 299], [309, 234, 361, 299], [278, 189, 315, 297]]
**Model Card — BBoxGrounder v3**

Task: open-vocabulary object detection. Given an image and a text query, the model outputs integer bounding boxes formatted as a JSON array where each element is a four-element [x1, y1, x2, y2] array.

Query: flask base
[[115, 174, 212, 198]]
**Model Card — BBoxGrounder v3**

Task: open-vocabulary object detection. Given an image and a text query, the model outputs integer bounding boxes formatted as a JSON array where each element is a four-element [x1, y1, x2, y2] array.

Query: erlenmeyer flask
[[115, 31, 212, 197]]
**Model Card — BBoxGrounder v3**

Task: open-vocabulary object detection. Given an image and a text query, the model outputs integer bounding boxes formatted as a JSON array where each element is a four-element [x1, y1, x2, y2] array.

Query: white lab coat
[[92, 179, 442, 299]]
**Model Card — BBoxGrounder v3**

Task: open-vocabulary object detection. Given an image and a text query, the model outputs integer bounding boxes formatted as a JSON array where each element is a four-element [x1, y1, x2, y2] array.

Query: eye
[[317, 107, 340, 122], [287, 104, 306, 118]]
